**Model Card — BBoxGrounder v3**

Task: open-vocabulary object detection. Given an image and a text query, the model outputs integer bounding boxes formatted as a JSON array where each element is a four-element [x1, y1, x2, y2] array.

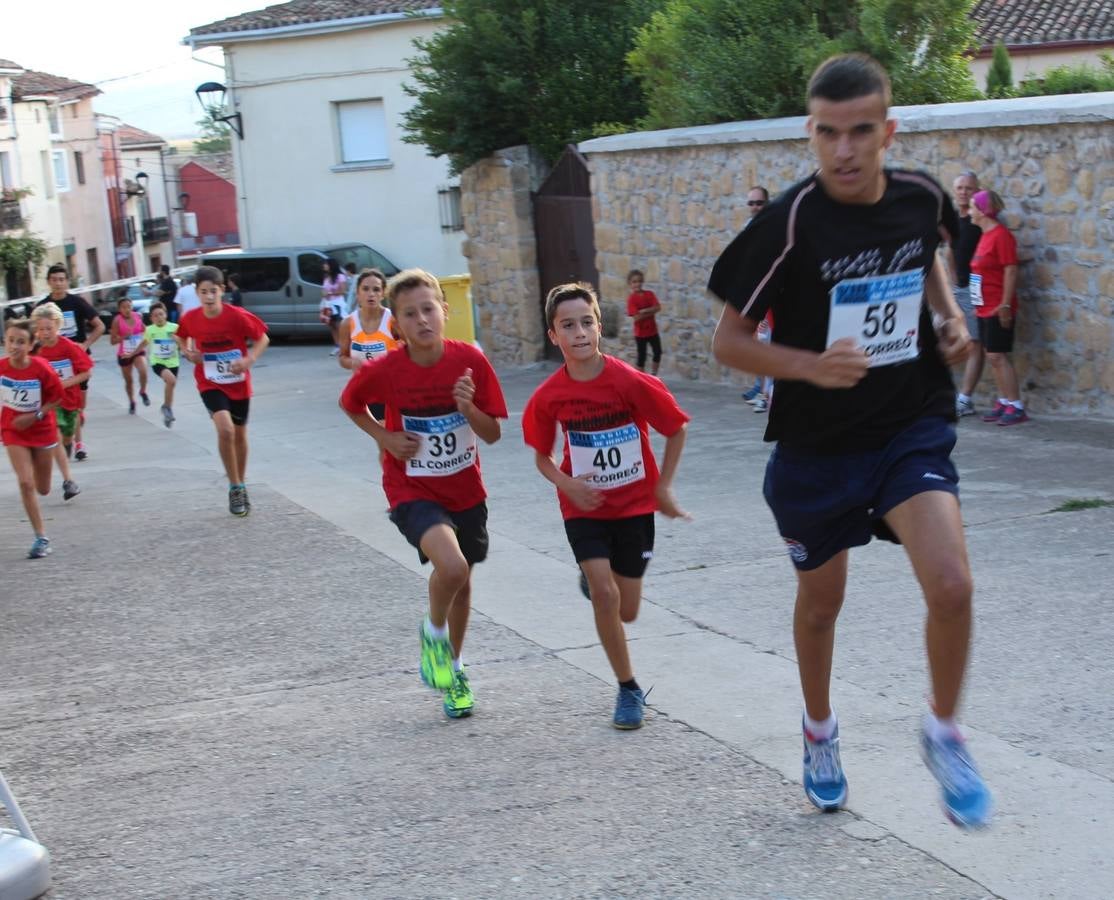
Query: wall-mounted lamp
[[195, 81, 244, 139], [124, 171, 149, 197]]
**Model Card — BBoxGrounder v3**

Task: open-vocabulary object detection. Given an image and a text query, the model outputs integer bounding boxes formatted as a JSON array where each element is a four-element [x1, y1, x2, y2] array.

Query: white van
[[198, 243, 400, 336]]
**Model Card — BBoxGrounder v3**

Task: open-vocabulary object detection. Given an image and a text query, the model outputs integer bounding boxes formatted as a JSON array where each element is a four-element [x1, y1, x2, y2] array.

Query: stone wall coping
[[578, 92, 1114, 154]]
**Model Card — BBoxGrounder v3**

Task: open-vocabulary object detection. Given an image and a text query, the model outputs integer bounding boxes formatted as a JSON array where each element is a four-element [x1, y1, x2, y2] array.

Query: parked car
[[198, 243, 400, 337], [94, 282, 157, 331]]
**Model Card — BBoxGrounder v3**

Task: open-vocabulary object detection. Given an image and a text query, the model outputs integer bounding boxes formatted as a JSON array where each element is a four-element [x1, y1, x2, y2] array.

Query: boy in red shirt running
[[32, 302, 93, 500], [626, 269, 663, 374], [1, 319, 65, 558], [175, 265, 270, 516], [339, 269, 507, 720], [523, 282, 690, 729]]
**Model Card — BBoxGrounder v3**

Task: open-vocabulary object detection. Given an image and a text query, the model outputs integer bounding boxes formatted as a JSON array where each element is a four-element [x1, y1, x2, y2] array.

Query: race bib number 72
[[826, 269, 924, 368]]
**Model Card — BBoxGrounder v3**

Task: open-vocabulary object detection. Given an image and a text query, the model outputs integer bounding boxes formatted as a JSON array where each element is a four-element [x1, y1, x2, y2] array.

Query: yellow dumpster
[[439, 274, 478, 345]]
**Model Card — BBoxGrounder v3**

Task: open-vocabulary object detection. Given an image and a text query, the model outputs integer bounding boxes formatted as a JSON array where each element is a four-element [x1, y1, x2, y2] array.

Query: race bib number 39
[[202, 350, 246, 384], [403, 412, 477, 477], [827, 270, 924, 368], [1, 376, 42, 412], [568, 424, 645, 489]]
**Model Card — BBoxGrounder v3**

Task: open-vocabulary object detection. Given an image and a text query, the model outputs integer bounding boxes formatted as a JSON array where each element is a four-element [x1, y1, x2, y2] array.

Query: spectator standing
[[947, 172, 985, 416], [741, 187, 772, 405], [177, 273, 201, 317], [970, 190, 1026, 426], [151, 264, 180, 322], [625, 270, 662, 374], [320, 259, 349, 355]]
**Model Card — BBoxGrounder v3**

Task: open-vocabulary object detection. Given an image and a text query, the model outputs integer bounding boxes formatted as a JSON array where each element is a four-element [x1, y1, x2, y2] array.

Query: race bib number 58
[[826, 270, 924, 368], [404, 412, 477, 477], [568, 424, 645, 489]]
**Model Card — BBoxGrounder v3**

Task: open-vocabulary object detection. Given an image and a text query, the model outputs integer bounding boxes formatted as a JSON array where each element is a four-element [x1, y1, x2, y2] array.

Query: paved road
[[2, 342, 1112, 898]]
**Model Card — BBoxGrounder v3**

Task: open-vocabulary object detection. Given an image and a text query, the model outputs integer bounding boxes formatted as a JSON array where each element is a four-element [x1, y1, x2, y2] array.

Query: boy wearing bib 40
[[523, 282, 690, 731], [340, 269, 507, 720], [176, 266, 270, 517], [709, 54, 989, 828]]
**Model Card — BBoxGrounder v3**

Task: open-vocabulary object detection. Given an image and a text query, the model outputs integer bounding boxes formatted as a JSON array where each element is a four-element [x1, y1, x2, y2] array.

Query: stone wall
[[459, 145, 549, 364], [578, 93, 1114, 415]]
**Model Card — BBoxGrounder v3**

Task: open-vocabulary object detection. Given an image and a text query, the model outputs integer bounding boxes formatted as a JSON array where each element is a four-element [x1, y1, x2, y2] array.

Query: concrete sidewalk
[[2, 342, 1112, 898]]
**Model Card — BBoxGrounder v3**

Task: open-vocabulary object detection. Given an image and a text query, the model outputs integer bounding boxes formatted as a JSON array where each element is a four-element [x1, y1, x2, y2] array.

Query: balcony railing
[[1, 200, 23, 231], [142, 216, 170, 242]]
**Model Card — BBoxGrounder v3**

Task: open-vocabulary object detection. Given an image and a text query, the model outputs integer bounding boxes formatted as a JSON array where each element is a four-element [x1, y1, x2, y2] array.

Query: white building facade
[[186, 2, 467, 278]]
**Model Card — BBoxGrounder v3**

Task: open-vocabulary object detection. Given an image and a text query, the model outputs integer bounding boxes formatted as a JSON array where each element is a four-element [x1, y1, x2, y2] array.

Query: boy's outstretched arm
[[655, 424, 691, 520], [534, 450, 603, 512]]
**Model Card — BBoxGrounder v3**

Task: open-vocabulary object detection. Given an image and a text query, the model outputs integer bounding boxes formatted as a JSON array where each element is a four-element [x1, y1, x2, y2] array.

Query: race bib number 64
[[826, 269, 925, 368]]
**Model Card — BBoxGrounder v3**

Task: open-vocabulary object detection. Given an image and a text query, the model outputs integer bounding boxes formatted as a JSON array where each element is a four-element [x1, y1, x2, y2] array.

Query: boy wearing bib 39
[[709, 54, 989, 828], [176, 265, 270, 517], [523, 282, 690, 730], [31, 302, 92, 500], [339, 269, 507, 720]]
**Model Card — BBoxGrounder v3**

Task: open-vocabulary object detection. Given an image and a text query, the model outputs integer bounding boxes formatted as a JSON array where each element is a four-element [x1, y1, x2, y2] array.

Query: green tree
[[629, 0, 978, 130], [193, 111, 231, 155], [985, 40, 1014, 98], [401, 0, 660, 174]]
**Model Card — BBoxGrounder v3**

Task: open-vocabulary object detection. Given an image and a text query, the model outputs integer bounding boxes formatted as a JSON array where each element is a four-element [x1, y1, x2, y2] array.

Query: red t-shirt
[[522, 355, 690, 521], [35, 336, 93, 411], [970, 224, 1018, 317], [339, 340, 508, 511], [627, 289, 660, 338], [176, 304, 267, 400], [0, 356, 63, 447]]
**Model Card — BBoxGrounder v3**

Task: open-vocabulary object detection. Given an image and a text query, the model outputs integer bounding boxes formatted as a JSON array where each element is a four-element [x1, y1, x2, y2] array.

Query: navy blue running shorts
[[763, 416, 959, 571], [389, 500, 489, 566]]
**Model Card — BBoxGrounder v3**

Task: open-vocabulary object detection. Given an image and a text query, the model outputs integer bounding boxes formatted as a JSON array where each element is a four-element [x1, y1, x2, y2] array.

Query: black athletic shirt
[[708, 169, 958, 454], [158, 276, 179, 311], [952, 214, 982, 288], [35, 293, 99, 343]]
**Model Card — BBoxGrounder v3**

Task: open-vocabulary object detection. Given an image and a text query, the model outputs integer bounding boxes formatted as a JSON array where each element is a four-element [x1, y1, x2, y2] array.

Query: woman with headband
[[970, 190, 1026, 425]]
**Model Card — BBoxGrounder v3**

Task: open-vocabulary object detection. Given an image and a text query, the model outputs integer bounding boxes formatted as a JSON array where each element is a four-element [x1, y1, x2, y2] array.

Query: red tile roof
[[0, 59, 23, 71], [12, 69, 99, 102], [972, 0, 1114, 48], [190, 0, 441, 37], [117, 124, 168, 147]]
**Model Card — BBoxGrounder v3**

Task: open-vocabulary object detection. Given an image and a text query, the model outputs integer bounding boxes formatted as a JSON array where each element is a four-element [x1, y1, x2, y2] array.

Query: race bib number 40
[[827, 270, 924, 368], [202, 350, 246, 384], [404, 412, 477, 477], [1, 376, 42, 412], [568, 424, 645, 490]]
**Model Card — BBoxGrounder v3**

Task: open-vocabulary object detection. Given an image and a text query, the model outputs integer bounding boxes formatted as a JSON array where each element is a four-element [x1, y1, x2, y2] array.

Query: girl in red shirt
[[970, 190, 1026, 425], [1, 318, 65, 557]]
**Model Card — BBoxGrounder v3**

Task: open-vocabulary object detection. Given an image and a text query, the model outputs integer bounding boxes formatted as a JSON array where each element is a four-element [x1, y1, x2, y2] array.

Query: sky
[[4, 0, 255, 139]]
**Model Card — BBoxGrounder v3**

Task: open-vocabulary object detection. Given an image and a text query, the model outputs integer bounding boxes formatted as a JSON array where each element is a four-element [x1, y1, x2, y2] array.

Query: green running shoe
[[443, 669, 474, 718], [419, 620, 454, 691]]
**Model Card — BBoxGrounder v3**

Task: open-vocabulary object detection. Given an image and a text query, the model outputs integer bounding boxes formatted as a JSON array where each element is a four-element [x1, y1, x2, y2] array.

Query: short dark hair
[[195, 265, 225, 287], [750, 186, 769, 200], [544, 282, 601, 331], [47, 263, 68, 278], [808, 54, 891, 108], [626, 269, 644, 282], [160, 264, 170, 275], [343, 262, 357, 274], [150, 301, 166, 314]]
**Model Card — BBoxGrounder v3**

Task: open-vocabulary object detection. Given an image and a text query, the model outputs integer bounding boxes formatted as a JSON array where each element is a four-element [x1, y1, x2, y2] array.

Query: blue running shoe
[[27, 536, 51, 559], [921, 728, 992, 828], [612, 685, 647, 730], [742, 382, 762, 403], [802, 720, 848, 811]]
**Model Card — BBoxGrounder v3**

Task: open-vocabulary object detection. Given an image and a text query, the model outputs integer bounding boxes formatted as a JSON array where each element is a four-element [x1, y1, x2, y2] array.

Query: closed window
[[335, 99, 388, 164], [0, 151, 12, 191], [210, 257, 290, 293], [74, 151, 85, 185], [40, 151, 54, 199], [48, 105, 61, 138], [298, 253, 326, 285], [51, 150, 70, 192]]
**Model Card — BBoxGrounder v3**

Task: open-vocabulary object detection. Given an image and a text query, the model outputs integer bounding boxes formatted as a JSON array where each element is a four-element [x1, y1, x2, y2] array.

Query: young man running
[[175, 266, 269, 516], [36, 263, 103, 460], [709, 53, 990, 828]]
